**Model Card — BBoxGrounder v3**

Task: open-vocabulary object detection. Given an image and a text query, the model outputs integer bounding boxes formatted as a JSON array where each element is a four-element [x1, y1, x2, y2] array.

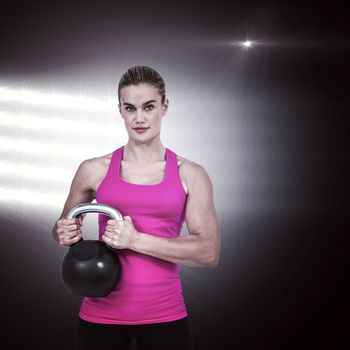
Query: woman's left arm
[[103, 163, 221, 267]]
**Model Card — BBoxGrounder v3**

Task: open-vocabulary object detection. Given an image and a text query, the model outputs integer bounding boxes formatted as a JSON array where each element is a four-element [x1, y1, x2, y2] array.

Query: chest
[[94, 156, 188, 225], [120, 159, 188, 195], [120, 160, 165, 185], [93, 157, 188, 195]]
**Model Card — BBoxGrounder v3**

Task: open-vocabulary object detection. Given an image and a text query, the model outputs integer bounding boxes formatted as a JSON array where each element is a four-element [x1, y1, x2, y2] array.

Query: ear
[[162, 98, 169, 115]]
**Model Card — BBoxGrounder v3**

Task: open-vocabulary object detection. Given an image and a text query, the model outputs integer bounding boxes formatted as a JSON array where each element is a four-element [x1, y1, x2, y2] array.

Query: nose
[[134, 108, 147, 122]]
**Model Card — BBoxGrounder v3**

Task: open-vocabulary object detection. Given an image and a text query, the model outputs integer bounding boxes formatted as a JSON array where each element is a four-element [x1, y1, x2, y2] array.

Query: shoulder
[[176, 154, 212, 190], [78, 152, 113, 178], [92, 151, 113, 166], [176, 152, 207, 173], [83, 152, 112, 167]]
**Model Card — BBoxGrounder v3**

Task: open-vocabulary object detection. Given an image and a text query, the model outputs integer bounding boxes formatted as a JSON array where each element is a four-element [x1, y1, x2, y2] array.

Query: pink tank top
[[78, 145, 188, 325]]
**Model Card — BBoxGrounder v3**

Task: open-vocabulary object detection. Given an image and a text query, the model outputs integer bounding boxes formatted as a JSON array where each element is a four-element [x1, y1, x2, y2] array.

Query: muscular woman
[[52, 65, 221, 350]]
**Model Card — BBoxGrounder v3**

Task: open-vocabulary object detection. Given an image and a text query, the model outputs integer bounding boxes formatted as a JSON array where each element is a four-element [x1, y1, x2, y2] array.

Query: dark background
[[0, 1, 348, 349]]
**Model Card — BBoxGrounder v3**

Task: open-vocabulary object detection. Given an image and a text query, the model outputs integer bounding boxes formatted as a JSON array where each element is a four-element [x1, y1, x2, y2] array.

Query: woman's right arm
[[52, 159, 95, 246]]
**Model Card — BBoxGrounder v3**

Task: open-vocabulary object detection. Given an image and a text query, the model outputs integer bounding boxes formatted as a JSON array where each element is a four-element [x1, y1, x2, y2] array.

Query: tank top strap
[[109, 146, 123, 180], [165, 147, 179, 184]]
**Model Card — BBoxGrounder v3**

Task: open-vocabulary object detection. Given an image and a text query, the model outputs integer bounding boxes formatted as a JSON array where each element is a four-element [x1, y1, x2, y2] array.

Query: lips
[[133, 127, 149, 130]]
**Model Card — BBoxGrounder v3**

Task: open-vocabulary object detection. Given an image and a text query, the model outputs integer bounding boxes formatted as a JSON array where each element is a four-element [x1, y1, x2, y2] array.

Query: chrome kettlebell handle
[[66, 203, 123, 249], [66, 202, 123, 221]]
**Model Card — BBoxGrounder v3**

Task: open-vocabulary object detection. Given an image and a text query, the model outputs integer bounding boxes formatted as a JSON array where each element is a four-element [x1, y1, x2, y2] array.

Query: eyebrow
[[123, 100, 157, 106]]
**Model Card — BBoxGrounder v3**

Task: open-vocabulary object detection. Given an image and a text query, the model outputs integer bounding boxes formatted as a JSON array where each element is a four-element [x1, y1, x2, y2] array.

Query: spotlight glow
[[0, 161, 72, 182], [0, 187, 65, 206], [0, 136, 99, 158], [243, 40, 253, 48], [0, 112, 118, 135], [0, 86, 116, 112]]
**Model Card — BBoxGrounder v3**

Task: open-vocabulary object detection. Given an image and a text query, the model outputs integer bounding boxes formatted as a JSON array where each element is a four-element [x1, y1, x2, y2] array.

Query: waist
[[116, 249, 179, 283], [80, 276, 187, 324]]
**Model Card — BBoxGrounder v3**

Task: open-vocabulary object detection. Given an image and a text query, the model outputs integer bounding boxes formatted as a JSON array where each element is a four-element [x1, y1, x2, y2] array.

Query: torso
[[90, 151, 189, 198]]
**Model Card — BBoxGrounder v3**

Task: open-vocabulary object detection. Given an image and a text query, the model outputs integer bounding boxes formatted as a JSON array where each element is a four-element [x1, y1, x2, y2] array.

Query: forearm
[[129, 232, 216, 267]]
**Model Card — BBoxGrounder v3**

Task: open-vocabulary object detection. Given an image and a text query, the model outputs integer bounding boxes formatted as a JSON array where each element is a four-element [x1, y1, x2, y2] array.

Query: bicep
[[58, 160, 95, 219], [184, 164, 220, 240]]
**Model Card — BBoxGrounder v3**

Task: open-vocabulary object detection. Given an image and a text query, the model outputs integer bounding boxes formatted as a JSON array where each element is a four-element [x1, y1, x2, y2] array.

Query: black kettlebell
[[61, 202, 123, 297]]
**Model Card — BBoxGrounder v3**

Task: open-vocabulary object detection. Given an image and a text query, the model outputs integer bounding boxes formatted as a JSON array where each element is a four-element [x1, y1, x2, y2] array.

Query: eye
[[125, 106, 134, 112], [145, 105, 154, 111]]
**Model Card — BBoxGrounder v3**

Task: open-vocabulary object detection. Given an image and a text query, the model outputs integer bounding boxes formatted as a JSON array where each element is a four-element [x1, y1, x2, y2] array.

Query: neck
[[123, 143, 166, 164]]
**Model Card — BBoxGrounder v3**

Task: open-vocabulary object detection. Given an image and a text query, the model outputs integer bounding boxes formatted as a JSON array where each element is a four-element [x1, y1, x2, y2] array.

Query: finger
[[65, 229, 82, 238], [57, 219, 68, 227], [60, 234, 82, 246], [105, 225, 117, 231], [67, 234, 82, 242], [65, 224, 81, 232], [57, 228, 80, 237], [104, 231, 114, 239], [62, 219, 78, 225], [106, 225, 119, 232], [59, 221, 79, 227], [102, 234, 112, 245], [102, 235, 117, 250]]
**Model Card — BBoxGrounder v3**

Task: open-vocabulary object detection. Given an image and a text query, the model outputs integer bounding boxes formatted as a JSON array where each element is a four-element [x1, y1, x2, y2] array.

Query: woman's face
[[118, 83, 168, 142]]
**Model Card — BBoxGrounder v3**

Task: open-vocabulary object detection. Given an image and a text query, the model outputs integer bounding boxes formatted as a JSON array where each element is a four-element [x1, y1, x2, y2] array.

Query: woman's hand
[[56, 213, 85, 247], [102, 216, 139, 249]]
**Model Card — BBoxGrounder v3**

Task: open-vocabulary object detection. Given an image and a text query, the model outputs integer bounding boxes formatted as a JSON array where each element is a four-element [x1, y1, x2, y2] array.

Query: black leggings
[[75, 316, 195, 350]]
